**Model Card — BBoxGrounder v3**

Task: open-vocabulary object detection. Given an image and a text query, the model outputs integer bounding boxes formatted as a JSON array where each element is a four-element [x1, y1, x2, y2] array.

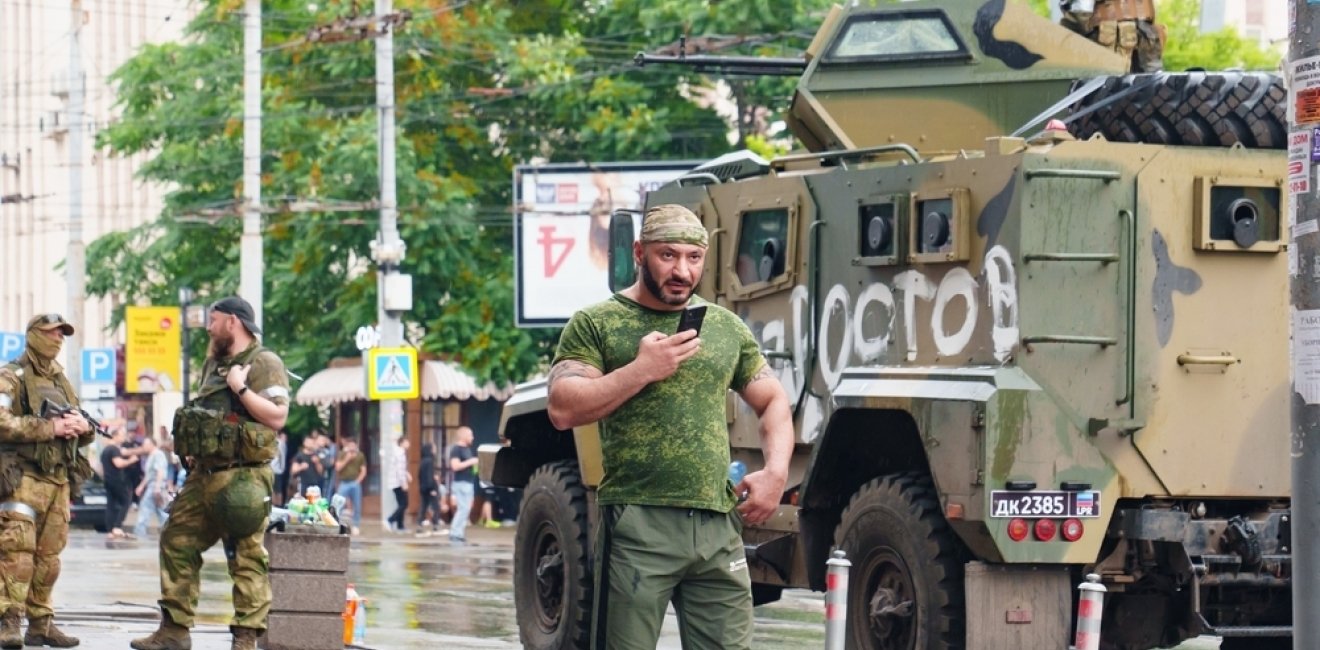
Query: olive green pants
[[0, 475, 69, 619], [591, 505, 752, 650], [157, 465, 273, 630]]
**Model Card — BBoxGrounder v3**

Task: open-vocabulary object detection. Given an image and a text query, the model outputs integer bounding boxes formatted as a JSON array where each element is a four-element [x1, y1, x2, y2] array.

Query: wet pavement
[[49, 518, 832, 649], [46, 516, 1223, 649]]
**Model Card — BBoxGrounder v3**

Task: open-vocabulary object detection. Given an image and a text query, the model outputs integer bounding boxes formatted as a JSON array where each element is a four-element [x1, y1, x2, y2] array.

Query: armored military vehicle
[[484, 1, 1290, 649]]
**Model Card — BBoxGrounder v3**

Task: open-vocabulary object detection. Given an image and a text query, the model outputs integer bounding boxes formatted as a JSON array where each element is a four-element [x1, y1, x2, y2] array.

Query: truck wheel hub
[[865, 553, 915, 645], [533, 532, 565, 627]]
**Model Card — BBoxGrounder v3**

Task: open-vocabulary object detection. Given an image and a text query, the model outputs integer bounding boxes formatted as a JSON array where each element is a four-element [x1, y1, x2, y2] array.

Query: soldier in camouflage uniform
[[132, 297, 290, 650], [547, 204, 794, 650], [0, 314, 95, 649], [1061, 0, 1163, 72]]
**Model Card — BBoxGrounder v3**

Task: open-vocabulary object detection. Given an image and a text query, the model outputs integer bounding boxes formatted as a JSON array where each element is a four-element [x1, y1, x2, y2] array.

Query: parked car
[[70, 475, 107, 532]]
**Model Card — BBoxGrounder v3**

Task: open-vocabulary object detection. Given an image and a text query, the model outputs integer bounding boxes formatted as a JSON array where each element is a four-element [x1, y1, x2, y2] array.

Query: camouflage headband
[[640, 204, 708, 248]]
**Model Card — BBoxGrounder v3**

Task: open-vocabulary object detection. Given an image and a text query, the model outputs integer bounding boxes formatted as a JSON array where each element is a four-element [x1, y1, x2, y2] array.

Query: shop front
[[295, 356, 513, 520]]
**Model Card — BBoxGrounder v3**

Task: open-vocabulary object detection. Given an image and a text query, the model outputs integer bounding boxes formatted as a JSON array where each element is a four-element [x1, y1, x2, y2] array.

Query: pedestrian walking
[[134, 435, 171, 538], [415, 443, 445, 536], [101, 427, 143, 540], [314, 430, 335, 496], [0, 313, 97, 648], [131, 296, 290, 650], [446, 427, 478, 544], [332, 437, 367, 535], [289, 437, 322, 498], [547, 204, 793, 650], [386, 436, 411, 533]]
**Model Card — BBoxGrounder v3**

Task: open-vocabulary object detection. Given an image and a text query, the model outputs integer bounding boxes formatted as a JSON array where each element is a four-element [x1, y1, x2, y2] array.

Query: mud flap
[[964, 562, 1071, 650]]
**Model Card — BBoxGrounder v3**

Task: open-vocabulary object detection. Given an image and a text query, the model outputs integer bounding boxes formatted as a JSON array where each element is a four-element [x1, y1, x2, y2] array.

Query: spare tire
[[1067, 72, 1286, 149]]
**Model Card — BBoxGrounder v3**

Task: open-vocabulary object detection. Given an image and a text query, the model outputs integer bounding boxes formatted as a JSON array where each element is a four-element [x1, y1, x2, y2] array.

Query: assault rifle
[[39, 399, 111, 438]]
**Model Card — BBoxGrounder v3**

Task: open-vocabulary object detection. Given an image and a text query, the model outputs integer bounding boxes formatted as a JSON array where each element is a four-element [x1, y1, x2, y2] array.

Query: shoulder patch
[[0, 367, 18, 389]]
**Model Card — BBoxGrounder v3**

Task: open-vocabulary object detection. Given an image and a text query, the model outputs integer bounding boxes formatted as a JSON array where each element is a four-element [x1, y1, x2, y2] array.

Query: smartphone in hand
[[676, 304, 707, 335]]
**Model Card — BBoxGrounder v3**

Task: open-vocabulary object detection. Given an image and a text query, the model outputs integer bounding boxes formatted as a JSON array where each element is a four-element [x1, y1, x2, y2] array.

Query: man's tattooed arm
[[548, 360, 599, 390], [748, 364, 776, 385]]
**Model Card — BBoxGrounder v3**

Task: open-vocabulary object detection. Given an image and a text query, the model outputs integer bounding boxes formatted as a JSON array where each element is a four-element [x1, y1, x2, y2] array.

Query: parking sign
[[0, 332, 22, 363]]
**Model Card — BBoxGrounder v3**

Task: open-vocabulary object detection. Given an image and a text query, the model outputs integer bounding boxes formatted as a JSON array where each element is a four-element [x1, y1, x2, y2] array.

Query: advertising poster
[[125, 305, 182, 393], [513, 161, 698, 327]]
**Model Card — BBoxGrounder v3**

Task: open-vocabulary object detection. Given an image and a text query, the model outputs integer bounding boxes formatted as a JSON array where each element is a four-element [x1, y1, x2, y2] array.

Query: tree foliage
[[91, 0, 835, 428], [1158, 0, 1282, 72]]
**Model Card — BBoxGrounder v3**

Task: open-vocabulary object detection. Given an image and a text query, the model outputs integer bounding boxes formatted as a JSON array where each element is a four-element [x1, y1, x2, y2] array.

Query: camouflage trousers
[[157, 465, 273, 630], [0, 475, 69, 618]]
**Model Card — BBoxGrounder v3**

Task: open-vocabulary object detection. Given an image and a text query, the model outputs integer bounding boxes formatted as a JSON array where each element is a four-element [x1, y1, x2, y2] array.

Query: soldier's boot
[[129, 612, 191, 650], [229, 626, 260, 650], [23, 616, 79, 647], [0, 609, 21, 650]]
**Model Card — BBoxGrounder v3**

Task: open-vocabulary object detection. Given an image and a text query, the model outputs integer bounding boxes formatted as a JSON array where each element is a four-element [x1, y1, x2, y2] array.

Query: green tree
[[91, 0, 834, 428], [1158, 0, 1282, 71]]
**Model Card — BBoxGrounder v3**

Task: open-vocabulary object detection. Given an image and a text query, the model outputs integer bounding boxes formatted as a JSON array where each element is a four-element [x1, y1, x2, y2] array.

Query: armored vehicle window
[[1208, 186, 1280, 247], [825, 10, 968, 63], [859, 203, 896, 257], [1193, 178, 1285, 254], [917, 198, 955, 255], [736, 209, 789, 285]]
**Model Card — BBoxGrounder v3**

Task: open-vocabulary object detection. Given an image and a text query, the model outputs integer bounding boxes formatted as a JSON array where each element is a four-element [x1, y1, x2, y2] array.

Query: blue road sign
[[0, 333, 22, 363], [82, 348, 116, 384], [366, 347, 418, 400]]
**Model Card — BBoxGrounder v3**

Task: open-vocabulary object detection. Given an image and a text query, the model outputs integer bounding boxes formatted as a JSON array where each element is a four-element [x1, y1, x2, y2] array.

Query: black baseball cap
[[210, 296, 262, 335]]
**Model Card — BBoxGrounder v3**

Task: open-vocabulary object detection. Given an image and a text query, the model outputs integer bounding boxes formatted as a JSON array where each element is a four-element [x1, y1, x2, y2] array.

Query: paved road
[[47, 519, 1222, 649]]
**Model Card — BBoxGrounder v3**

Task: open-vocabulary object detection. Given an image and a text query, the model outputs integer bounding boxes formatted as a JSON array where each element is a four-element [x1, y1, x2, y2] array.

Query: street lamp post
[[179, 286, 193, 405]]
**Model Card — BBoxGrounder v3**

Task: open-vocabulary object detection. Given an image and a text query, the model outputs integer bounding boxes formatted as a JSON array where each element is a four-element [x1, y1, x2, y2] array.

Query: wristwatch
[[238, 385, 250, 397]]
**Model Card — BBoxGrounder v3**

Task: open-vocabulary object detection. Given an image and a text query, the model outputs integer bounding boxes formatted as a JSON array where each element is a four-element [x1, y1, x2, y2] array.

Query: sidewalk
[[349, 517, 516, 547], [51, 517, 519, 650]]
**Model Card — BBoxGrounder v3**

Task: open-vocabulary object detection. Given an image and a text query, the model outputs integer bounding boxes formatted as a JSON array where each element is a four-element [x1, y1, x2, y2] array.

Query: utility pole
[[67, 0, 85, 393], [241, 0, 263, 327], [1290, 2, 1320, 646], [374, 0, 411, 529]]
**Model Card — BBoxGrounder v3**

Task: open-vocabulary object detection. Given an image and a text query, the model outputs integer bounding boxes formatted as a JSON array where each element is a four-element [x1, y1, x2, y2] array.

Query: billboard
[[125, 306, 182, 393], [514, 161, 698, 326]]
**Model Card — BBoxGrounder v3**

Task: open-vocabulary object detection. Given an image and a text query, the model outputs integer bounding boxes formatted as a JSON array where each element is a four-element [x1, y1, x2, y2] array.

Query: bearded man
[[132, 296, 289, 650], [0, 314, 94, 648], [546, 204, 793, 650]]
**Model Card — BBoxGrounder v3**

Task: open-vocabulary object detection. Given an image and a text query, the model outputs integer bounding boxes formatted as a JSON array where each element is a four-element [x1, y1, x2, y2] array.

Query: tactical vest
[[173, 345, 278, 467], [1, 359, 91, 488], [1087, 0, 1156, 28]]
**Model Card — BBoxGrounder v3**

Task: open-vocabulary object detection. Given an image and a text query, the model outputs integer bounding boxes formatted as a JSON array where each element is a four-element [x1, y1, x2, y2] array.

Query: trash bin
[[259, 523, 351, 650]]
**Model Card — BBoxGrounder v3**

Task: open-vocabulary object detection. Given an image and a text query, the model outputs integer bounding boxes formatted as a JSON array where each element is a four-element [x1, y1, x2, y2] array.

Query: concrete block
[[270, 571, 347, 614], [260, 611, 344, 650], [266, 528, 350, 573]]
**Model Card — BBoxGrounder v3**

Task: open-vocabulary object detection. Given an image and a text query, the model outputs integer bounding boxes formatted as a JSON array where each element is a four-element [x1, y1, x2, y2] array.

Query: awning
[[421, 360, 515, 401], [295, 360, 515, 406], [295, 366, 366, 406]]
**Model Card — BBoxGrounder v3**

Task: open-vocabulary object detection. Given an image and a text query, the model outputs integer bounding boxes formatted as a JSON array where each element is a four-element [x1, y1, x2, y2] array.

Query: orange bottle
[[343, 584, 360, 644]]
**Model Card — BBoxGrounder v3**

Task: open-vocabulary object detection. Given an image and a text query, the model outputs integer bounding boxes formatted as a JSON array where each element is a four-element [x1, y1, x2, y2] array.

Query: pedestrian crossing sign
[[366, 347, 419, 400]]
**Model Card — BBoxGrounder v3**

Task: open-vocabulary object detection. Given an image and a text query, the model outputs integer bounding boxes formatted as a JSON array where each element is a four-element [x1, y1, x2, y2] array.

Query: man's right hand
[[634, 329, 701, 383]]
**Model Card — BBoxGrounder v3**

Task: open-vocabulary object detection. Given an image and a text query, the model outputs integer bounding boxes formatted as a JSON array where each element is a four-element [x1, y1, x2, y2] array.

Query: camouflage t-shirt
[[554, 294, 765, 512]]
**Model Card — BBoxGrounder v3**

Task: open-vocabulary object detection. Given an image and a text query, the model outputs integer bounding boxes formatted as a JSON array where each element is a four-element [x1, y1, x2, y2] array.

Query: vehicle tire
[[752, 583, 784, 606], [514, 461, 592, 650], [834, 473, 965, 650], [1067, 72, 1286, 149]]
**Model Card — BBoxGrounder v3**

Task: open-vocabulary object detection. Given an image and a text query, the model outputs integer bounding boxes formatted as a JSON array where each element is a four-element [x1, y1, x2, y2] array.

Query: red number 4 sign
[[537, 225, 575, 278]]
